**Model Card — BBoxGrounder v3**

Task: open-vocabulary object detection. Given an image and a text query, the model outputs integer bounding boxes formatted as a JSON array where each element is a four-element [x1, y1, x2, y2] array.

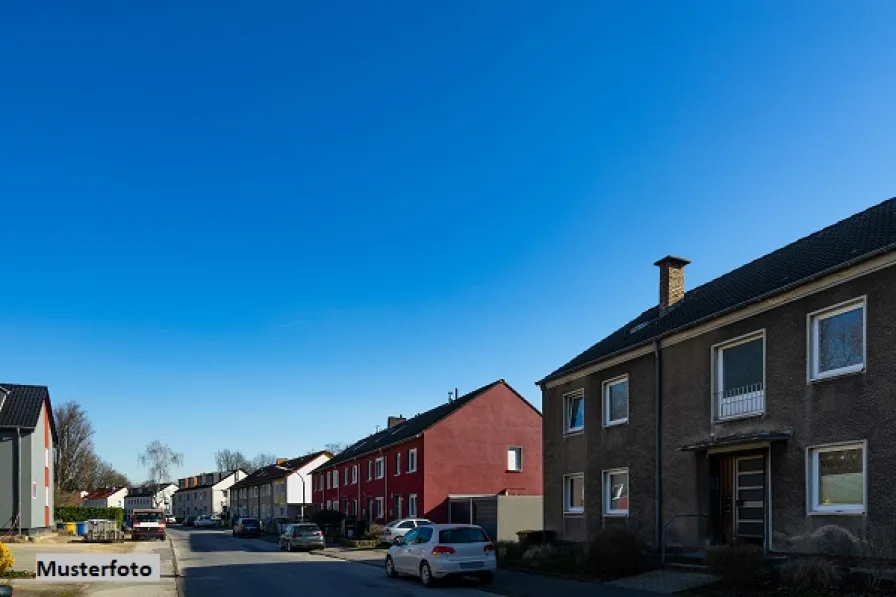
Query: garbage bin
[[75, 522, 87, 536], [65, 522, 77, 535]]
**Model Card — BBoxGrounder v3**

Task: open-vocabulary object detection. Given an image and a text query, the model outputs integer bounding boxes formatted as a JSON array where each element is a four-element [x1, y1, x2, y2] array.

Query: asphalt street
[[170, 527, 491, 596]]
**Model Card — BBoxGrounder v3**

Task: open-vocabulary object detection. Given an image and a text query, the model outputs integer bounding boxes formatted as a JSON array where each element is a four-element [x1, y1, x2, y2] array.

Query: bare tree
[[53, 401, 97, 492], [90, 457, 130, 488], [324, 442, 347, 455], [138, 441, 183, 509], [214, 449, 251, 472], [250, 453, 277, 472]]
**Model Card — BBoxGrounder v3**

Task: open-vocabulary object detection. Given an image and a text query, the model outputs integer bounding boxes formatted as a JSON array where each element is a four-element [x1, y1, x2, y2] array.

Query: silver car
[[279, 523, 325, 552], [378, 518, 433, 545]]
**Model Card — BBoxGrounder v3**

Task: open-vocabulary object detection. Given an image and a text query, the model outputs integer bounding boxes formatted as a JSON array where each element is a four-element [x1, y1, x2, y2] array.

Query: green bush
[[587, 527, 651, 579], [364, 523, 383, 541], [780, 557, 841, 591], [707, 543, 768, 587], [54, 506, 124, 524]]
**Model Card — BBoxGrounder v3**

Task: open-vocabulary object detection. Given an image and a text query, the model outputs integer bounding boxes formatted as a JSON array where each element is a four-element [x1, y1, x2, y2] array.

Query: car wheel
[[420, 561, 436, 587], [479, 572, 494, 586], [385, 556, 399, 578]]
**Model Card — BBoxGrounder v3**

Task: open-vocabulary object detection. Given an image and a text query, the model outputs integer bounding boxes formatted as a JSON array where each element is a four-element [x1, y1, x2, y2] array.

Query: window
[[332, 470, 339, 488], [398, 520, 415, 529], [352, 499, 358, 515], [714, 332, 765, 420], [564, 389, 584, 433], [351, 465, 358, 484], [344, 468, 349, 485], [603, 376, 629, 426], [394, 495, 402, 518], [603, 469, 629, 516], [375, 497, 384, 518], [409, 494, 418, 517], [367, 461, 373, 481], [375, 457, 384, 479], [407, 448, 418, 473], [403, 528, 420, 544], [808, 442, 866, 514], [32, 482, 37, 499], [318, 477, 323, 491], [809, 299, 865, 380], [439, 527, 489, 543], [563, 474, 584, 514], [507, 447, 523, 471], [394, 452, 401, 475], [326, 473, 330, 489]]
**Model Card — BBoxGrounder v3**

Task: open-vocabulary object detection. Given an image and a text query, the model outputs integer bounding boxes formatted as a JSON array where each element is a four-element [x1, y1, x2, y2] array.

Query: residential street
[[170, 527, 490, 596]]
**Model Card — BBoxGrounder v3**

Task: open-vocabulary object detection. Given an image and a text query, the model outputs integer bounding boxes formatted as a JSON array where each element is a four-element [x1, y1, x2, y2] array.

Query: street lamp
[[299, 474, 306, 522]]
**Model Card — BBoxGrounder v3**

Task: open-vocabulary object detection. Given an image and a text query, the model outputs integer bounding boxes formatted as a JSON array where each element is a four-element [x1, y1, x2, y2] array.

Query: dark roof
[[317, 380, 537, 471], [0, 383, 58, 442], [230, 451, 333, 490], [83, 487, 126, 500], [540, 197, 896, 384], [678, 428, 793, 452], [189, 470, 243, 490], [127, 484, 175, 498]]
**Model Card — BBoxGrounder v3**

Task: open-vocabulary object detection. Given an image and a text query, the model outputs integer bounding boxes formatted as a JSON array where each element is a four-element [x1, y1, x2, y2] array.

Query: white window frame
[[344, 468, 349, 485], [375, 457, 384, 479], [394, 495, 402, 518], [603, 468, 629, 517], [806, 440, 867, 515], [407, 448, 418, 473], [712, 330, 766, 422], [394, 452, 401, 476], [807, 297, 867, 382], [603, 375, 629, 427], [375, 497, 384, 518], [332, 470, 338, 488], [408, 494, 418, 517], [563, 389, 584, 434], [326, 473, 330, 489], [352, 465, 358, 484], [507, 446, 523, 471], [367, 461, 373, 481], [563, 473, 584, 515]]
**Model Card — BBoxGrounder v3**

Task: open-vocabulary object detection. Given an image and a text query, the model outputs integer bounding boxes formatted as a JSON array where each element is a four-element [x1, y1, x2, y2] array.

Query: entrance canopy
[[677, 428, 792, 452]]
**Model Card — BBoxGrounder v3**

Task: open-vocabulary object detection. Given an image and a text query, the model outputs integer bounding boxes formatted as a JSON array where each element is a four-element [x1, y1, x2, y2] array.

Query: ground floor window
[[808, 441, 866, 514], [603, 468, 629, 516], [375, 497, 384, 519], [409, 494, 417, 517], [563, 473, 584, 514]]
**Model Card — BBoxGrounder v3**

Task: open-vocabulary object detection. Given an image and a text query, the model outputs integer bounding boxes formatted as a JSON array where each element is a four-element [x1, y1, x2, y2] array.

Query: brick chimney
[[276, 458, 287, 465], [387, 415, 406, 429], [654, 256, 690, 311]]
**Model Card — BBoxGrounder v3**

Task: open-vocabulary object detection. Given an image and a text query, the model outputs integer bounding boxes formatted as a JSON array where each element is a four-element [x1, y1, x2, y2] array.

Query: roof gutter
[[317, 433, 424, 471], [537, 243, 896, 387]]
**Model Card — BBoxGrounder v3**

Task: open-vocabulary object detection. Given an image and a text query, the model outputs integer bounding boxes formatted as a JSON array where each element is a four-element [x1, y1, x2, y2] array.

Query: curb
[[168, 535, 181, 578], [317, 550, 382, 569]]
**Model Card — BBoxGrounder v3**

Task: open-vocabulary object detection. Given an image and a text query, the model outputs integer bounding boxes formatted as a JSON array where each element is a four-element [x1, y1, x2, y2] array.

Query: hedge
[[54, 506, 125, 524]]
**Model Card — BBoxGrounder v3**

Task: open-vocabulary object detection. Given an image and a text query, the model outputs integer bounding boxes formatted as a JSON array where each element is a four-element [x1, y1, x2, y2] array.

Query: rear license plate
[[460, 562, 484, 569]]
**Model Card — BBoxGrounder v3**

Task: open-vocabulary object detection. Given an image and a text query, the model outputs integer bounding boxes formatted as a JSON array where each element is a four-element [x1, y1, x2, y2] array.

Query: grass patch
[[339, 539, 380, 549], [4, 570, 37, 578], [9, 585, 87, 597]]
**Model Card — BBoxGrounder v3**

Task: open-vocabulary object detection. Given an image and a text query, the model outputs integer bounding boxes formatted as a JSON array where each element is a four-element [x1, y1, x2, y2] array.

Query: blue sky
[[1, 1, 894, 482]]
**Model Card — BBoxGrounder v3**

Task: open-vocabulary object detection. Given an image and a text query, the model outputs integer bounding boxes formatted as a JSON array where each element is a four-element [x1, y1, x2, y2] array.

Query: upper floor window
[[808, 441, 865, 514], [809, 299, 865, 381], [407, 448, 418, 473], [714, 332, 764, 420], [344, 468, 349, 485], [563, 389, 584, 434], [603, 376, 629, 426], [351, 465, 358, 484], [394, 452, 401, 475], [367, 461, 373, 480], [332, 470, 339, 488], [375, 457, 384, 479], [507, 447, 523, 471]]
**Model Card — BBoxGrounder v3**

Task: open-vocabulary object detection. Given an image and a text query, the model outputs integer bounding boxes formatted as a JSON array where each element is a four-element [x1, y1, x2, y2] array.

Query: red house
[[311, 380, 542, 526]]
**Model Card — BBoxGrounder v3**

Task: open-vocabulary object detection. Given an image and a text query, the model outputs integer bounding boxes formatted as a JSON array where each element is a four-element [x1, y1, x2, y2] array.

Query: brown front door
[[718, 456, 734, 544]]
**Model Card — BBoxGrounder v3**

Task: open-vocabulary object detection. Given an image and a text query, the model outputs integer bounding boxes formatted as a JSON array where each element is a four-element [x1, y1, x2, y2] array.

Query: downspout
[[382, 449, 388, 521], [17, 428, 23, 536], [654, 339, 662, 553]]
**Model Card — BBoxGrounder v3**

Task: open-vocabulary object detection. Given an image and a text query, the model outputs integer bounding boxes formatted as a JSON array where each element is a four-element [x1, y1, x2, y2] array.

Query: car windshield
[[134, 512, 164, 523], [296, 525, 318, 533], [438, 527, 489, 544]]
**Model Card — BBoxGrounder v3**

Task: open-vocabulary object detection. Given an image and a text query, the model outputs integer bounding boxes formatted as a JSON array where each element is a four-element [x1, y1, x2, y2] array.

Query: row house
[[312, 380, 542, 531], [229, 451, 332, 521], [82, 487, 128, 509], [172, 470, 246, 519], [123, 483, 178, 515], [0, 384, 57, 534], [539, 196, 896, 557]]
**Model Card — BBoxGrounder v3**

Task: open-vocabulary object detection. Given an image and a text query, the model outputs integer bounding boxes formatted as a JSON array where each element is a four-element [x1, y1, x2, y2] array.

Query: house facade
[[229, 451, 332, 521], [0, 384, 57, 534], [172, 470, 246, 519], [124, 484, 178, 515], [539, 197, 896, 556], [82, 487, 128, 509], [312, 380, 542, 527]]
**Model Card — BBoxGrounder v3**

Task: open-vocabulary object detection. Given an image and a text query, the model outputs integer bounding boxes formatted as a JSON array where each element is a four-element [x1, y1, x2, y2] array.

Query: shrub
[[311, 509, 345, 529], [707, 543, 768, 587], [0, 542, 14, 577], [364, 523, 383, 541], [587, 527, 651, 579], [781, 557, 840, 590], [54, 506, 124, 524], [522, 543, 554, 567], [495, 540, 524, 566]]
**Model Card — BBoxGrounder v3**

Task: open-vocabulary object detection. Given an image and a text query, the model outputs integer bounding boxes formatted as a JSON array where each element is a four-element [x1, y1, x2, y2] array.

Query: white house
[[172, 470, 246, 519], [229, 451, 332, 521], [81, 487, 128, 509], [124, 483, 178, 515]]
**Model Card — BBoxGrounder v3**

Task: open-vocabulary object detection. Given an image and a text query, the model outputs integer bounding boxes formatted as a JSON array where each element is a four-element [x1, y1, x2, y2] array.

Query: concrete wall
[[497, 495, 543, 542]]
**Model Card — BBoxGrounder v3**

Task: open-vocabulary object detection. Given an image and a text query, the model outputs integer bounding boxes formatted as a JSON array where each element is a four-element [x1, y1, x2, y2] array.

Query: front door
[[734, 454, 766, 546]]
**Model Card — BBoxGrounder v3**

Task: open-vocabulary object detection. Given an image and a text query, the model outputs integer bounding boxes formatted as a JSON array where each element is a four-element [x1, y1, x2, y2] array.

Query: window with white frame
[[809, 299, 865, 380], [352, 465, 358, 484], [507, 447, 523, 471], [326, 473, 330, 489], [375, 457, 384, 479], [808, 442, 865, 513], [409, 494, 418, 517], [332, 470, 339, 488], [563, 473, 584, 514], [407, 448, 417, 472], [367, 461, 373, 480], [375, 497, 384, 518], [714, 332, 765, 420], [344, 468, 349, 485], [394, 452, 401, 475], [564, 389, 584, 433], [603, 469, 629, 516], [603, 376, 629, 426], [353, 499, 358, 515], [394, 495, 402, 518]]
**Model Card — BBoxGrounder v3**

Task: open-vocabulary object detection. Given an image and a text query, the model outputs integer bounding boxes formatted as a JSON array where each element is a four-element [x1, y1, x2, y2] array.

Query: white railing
[[716, 382, 764, 419]]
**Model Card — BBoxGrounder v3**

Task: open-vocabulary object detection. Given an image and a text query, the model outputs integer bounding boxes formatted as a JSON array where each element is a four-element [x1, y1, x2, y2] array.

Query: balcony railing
[[716, 382, 764, 420]]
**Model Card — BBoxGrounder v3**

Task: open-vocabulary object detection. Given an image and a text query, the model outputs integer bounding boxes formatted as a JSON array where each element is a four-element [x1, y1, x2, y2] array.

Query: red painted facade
[[312, 381, 542, 524]]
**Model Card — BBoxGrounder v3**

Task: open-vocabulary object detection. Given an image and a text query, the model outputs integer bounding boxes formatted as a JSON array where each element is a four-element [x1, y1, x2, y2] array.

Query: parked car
[[385, 523, 496, 587], [193, 515, 216, 529], [379, 518, 433, 545], [183, 516, 196, 527], [130, 508, 167, 541], [232, 517, 261, 538], [279, 523, 325, 552], [166, 515, 177, 524]]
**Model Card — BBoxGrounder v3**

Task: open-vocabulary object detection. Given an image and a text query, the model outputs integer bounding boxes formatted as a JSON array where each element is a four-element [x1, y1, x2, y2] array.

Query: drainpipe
[[17, 428, 23, 536], [382, 449, 388, 521], [654, 339, 662, 553]]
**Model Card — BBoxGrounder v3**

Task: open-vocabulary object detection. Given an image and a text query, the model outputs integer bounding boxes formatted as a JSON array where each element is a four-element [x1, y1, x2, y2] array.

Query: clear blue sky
[[1, 1, 894, 482]]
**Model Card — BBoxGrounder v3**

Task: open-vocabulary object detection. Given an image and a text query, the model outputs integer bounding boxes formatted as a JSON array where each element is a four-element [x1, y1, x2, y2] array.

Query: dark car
[[183, 516, 196, 527], [233, 517, 261, 538]]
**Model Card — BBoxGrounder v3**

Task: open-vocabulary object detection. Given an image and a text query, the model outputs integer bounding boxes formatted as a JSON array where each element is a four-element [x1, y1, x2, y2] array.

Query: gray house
[[0, 384, 57, 534]]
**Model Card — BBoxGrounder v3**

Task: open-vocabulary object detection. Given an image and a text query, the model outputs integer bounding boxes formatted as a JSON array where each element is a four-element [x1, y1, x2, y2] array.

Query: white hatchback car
[[385, 523, 496, 587]]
